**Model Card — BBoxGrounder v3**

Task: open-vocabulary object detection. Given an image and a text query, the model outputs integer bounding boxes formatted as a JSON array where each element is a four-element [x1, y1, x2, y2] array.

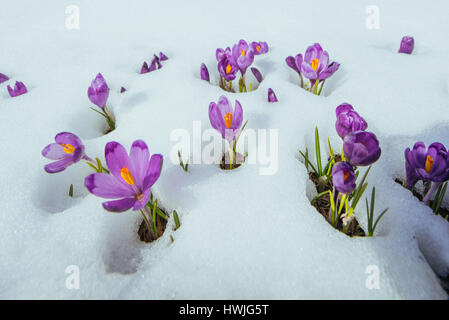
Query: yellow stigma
[[226, 64, 232, 74], [312, 58, 319, 71], [224, 113, 233, 129], [256, 45, 261, 52], [240, 49, 246, 56], [120, 166, 135, 185], [137, 193, 144, 201], [61, 143, 75, 154], [425, 155, 434, 173]]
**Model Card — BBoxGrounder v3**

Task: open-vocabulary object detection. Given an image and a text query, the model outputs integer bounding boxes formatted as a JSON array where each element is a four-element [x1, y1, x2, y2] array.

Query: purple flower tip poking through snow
[[159, 52, 168, 61], [251, 67, 263, 83], [250, 41, 269, 55], [7, 81, 27, 97], [84, 140, 163, 213], [0, 73, 9, 84], [120, 87, 126, 93], [332, 161, 356, 194], [343, 131, 381, 167], [140, 62, 150, 74], [209, 96, 243, 142], [335, 103, 367, 139], [200, 63, 210, 82], [42, 132, 90, 173], [398, 36, 414, 54], [87, 73, 109, 109], [404, 142, 449, 189], [268, 88, 278, 102]]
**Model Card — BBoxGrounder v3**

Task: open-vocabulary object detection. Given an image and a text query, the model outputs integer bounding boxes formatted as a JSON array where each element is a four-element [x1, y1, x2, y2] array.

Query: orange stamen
[[343, 171, 351, 181], [226, 64, 232, 74], [425, 155, 434, 173], [137, 194, 144, 201], [224, 113, 233, 128], [312, 58, 319, 71], [120, 166, 135, 185], [256, 45, 261, 52], [61, 143, 75, 154], [240, 49, 246, 56]]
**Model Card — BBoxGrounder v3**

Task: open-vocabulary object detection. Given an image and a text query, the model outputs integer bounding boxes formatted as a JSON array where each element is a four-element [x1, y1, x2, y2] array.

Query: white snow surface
[[1, 0, 449, 299]]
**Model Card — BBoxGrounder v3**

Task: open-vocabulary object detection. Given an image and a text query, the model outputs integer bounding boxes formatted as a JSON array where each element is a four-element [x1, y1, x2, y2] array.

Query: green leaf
[[152, 199, 158, 237], [299, 150, 318, 175], [372, 208, 389, 234], [173, 210, 181, 230], [315, 127, 322, 176], [68, 184, 73, 197]]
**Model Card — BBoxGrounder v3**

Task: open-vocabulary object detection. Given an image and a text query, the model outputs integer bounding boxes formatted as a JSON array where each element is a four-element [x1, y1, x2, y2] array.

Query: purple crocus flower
[[120, 87, 126, 93], [42, 132, 90, 173], [7, 81, 27, 97], [332, 161, 356, 194], [250, 41, 268, 55], [251, 67, 263, 83], [140, 62, 150, 74], [216, 47, 232, 61], [159, 52, 168, 61], [200, 63, 210, 82], [335, 103, 368, 139], [398, 36, 414, 54], [300, 43, 339, 81], [87, 73, 109, 109], [343, 131, 381, 166], [209, 96, 243, 142], [268, 88, 278, 102], [218, 55, 239, 81], [232, 40, 255, 75], [404, 142, 449, 188], [286, 54, 303, 75], [0, 73, 9, 84], [153, 55, 162, 69], [85, 140, 163, 212]]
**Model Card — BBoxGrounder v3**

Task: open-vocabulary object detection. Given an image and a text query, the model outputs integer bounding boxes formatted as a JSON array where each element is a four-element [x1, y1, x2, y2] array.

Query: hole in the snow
[[219, 152, 245, 170], [138, 206, 169, 243]]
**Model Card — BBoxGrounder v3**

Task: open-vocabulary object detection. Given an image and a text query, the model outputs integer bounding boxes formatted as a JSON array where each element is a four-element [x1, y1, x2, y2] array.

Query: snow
[[1, 0, 449, 299]]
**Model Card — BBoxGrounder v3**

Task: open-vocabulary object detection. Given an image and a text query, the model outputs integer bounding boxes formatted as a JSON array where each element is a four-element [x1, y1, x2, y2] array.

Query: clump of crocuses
[[200, 40, 268, 92], [140, 52, 168, 74], [88, 73, 115, 132], [286, 43, 340, 95], [300, 103, 387, 236], [209, 96, 247, 169], [7, 81, 27, 97], [404, 142, 449, 216]]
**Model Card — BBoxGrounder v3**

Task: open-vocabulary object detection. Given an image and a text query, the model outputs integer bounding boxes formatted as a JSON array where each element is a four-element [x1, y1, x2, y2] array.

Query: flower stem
[[229, 144, 234, 170], [141, 206, 158, 240], [423, 182, 441, 205]]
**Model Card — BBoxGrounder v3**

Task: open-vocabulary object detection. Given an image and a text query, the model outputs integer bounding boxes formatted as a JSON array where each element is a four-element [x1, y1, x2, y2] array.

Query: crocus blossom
[[343, 131, 381, 166], [335, 103, 368, 139], [0, 73, 9, 84], [268, 88, 278, 102], [251, 41, 268, 55], [7, 81, 27, 97], [404, 142, 449, 188], [218, 55, 238, 81], [159, 52, 168, 61], [332, 161, 356, 194], [232, 40, 255, 75], [209, 96, 243, 142], [140, 62, 150, 74], [200, 63, 210, 82], [87, 73, 109, 109], [301, 43, 339, 82], [84, 140, 163, 212], [285, 54, 303, 75], [42, 132, 90, 173], [251, 67, 263, 83], [398, 36, 414, 54]]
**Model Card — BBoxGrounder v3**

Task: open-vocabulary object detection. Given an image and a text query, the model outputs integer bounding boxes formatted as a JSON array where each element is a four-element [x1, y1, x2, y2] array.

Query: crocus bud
[[140, 62, 150, 74], [159, 52, 168, 61], [398, 36, 414, 54], [7, 81, 28, 97], [251, 67, 263, 83], [332, 161, 356, 194], [0, 73, 9, 84], [404, 142, 449, 188], [335, 103, 367, 139], [153, 55, 162, 69], [120, 87, 126, 93], [200, 63, 210, 82], [343, 131, 381, 166], [268, 88, 278, 102], [87, 73, 109, 109]]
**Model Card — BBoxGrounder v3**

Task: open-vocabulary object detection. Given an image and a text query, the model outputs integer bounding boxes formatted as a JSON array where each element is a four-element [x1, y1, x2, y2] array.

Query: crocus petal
[[0, 73, 9, 84], [84, 173, 135, 199], [268, 88, 278, 102], [133, 188, 152, 211], [336, 103, 354, 116], [143, 154, 163, 190], [129, 140, 150, 188], [140, 62, 150, 74], [102, 197, 136, 213], [286, 56, 298, 72], [200, 63, 210, 82], [105, 141, 132, 183], [159, 52, 168, 61], [42, 143, 67, 160], [44, 158, 74, 174], [54, 132, 82, 149], [300, 63, 318, 80], [231, 100, 243, 129], [251, 67, 263, 83]]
